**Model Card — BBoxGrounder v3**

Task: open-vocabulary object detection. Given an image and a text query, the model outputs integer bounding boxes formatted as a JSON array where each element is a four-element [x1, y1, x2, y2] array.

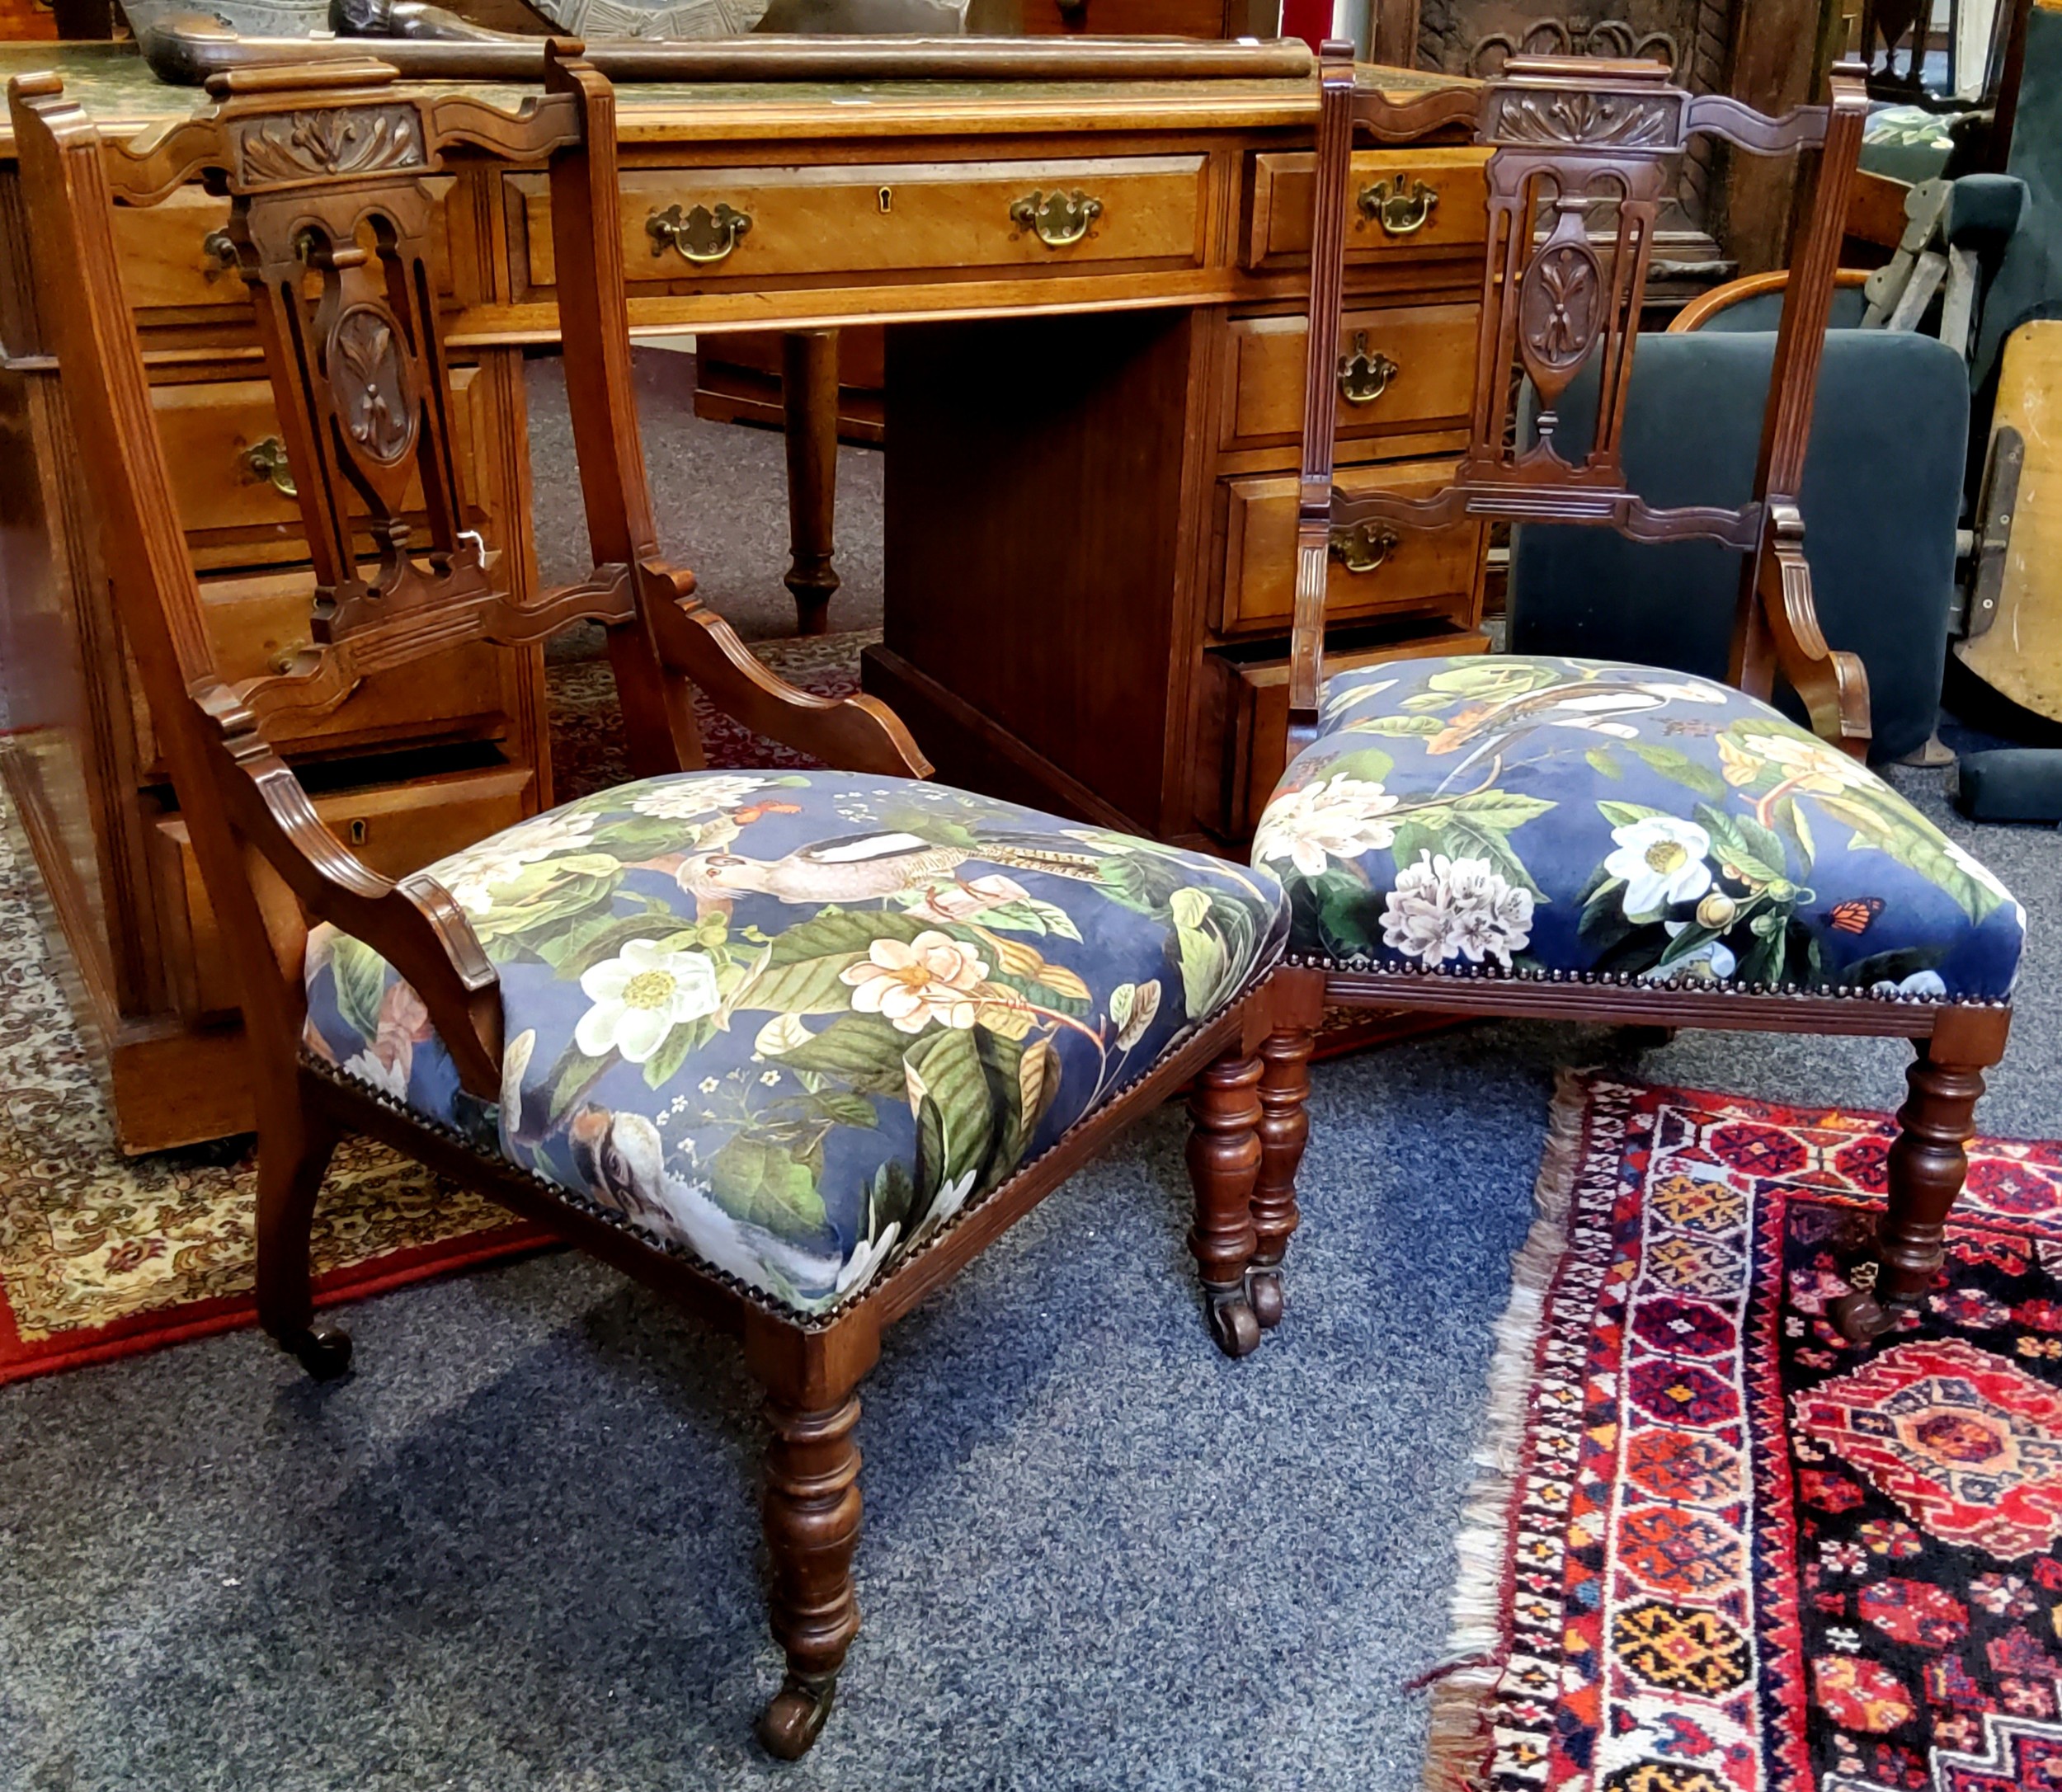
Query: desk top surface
[[0, 40, 1459, 151]]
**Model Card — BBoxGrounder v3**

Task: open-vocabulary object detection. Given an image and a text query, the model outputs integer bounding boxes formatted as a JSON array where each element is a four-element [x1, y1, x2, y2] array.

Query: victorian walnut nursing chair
[[9, 48, 1292, 1756], [1238, 45, 2022, 1350]]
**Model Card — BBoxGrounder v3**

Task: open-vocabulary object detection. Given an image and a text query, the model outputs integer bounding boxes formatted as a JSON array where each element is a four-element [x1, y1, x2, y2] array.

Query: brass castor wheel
[[290, 1321, 353, 1382], [1829, 1287, 1902, 1345], [1206, 1288, 1262, 1358], [756, 1672, 837, 1760], [1246, 1262, 1284, 1330]]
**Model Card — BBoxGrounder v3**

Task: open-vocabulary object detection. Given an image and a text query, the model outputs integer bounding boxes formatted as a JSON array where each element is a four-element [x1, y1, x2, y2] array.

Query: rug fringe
[[1421, 1067, 1595, 1792]]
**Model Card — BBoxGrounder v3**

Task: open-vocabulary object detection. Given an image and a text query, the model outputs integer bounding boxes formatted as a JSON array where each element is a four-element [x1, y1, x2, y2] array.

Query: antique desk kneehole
[[0, 44, 1490, 1149]]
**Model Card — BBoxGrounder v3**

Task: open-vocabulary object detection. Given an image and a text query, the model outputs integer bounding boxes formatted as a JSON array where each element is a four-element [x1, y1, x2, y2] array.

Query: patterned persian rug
[[0, 631, 865, 1385], [1432, 1075, 2062, 1792]]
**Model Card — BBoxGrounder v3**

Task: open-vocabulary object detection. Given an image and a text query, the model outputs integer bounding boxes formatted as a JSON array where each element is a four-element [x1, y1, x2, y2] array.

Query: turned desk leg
[[758, 1392, 864, 1759], [781, 329, 840, 637]]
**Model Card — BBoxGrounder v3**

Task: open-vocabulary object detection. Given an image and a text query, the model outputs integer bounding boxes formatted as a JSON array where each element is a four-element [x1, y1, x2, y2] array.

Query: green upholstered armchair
[[1509, 329, 1970, 764]]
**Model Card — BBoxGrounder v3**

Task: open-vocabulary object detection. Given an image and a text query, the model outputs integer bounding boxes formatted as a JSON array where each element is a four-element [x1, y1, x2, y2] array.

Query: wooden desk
[[0, 45, 1488, 1147]]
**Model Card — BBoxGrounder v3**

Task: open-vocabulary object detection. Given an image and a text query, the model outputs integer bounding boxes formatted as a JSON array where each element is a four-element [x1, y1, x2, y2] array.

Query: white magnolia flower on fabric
[[1253, 773, 1401, 879], [834, 1222, 902, 1299], [1870, 968, 1947, 999], [1380, 853, 1534, 969], [1641, 921, 1737, 985], [628, 775, 774, 821], [341, 1046, 409, 1100], [840, 930, 989, 1033], [574, 938, 723, 1062], [1604, 816, 1714, 918], [443, 810, 600, 915]]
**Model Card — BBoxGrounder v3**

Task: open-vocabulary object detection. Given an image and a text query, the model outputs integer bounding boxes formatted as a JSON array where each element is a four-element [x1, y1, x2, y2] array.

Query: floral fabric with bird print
[[302, 773, 1287, 1317], [1253, 656, 2025, 999]]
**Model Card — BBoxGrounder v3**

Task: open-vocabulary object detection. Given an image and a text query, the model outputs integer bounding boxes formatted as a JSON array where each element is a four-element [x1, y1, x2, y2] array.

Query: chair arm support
[[638, 559, 931, 779], [1732, 501, 1873, 759], [200, 690, 505, 1096]]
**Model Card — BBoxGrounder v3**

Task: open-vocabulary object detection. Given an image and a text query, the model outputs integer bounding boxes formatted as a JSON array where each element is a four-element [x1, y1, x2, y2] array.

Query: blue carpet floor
[[1, 766, 2054, 1792]]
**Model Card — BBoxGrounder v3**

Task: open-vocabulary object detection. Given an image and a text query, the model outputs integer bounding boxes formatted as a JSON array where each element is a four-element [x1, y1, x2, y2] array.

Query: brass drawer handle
[[1337, 332, 1400, 406], [1330, 521, 1399, 575], [1358, 177, 1438, 237], [243, 435, 297, 499], [646, 202, 753, 266], [201, 227, 239, 280], [1010, 189, 1103, 249]]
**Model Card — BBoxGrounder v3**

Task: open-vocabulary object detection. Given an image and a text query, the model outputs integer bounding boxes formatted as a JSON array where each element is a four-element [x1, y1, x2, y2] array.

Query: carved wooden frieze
[[1483, 84, 1683, 149], [328, 305, 417, 464], [233, 104, 426, 188]]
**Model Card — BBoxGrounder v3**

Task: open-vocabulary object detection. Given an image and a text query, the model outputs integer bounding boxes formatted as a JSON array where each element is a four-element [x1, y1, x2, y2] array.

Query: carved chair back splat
[[1239, 45, 2017, 1362], [8, 47, 1288, 1760], [1289, 43, 1874, 761]]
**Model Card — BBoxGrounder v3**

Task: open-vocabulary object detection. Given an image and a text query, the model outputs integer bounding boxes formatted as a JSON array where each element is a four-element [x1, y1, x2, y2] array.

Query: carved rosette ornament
[[328, 305, 416, 465]]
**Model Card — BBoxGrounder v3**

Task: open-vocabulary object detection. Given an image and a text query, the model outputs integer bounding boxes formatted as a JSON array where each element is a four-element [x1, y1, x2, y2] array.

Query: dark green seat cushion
[[1509, 330, 1969, 763]]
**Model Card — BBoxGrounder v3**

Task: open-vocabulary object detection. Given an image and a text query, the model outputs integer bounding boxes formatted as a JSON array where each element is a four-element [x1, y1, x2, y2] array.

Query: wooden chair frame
[[1246, 43, 2013, 1352], [8, 47, 1284, 1758]]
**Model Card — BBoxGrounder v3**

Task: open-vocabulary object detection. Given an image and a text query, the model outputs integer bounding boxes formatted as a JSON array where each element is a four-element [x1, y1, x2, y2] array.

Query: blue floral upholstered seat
[[1251, 656, 2024, 1001], [304, 771, 1288, 1317]]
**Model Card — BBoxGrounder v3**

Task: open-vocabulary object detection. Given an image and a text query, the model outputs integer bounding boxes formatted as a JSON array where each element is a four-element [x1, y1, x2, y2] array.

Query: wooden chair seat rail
[[1288, 42, 1874, 760]]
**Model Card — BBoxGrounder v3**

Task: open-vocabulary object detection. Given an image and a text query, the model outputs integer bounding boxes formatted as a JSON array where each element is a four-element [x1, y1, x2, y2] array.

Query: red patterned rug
[[1432, 1075, 2062, 1792]]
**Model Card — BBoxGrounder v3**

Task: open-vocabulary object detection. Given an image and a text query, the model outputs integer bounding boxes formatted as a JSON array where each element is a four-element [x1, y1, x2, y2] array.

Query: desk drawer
[[114, 185, 456, 320], [1217, 460, 1485, 637], [1195, 626, 1489, 840], [1245, 147, 1490, 270], [1222, 302, 1479, 455], [516, 155, 1208, 289], [154, 366, 492, 572], [148, 763, 534, 1020], [130, 567, 520, 776]]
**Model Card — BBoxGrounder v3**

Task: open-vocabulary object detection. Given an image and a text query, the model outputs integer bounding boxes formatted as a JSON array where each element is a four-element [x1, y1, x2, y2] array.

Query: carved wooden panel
[[1415, 2, 1732, 228]]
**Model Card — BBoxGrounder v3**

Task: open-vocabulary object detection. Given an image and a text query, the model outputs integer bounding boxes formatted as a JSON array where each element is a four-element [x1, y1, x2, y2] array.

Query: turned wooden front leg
[[1247, 1022, 1313, 1331], [757, 1393, 863, 1760], [780, 329, 841, 637], [1832, 1008, 2009, 1343], [1189, 1046, 1264, 1359]]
